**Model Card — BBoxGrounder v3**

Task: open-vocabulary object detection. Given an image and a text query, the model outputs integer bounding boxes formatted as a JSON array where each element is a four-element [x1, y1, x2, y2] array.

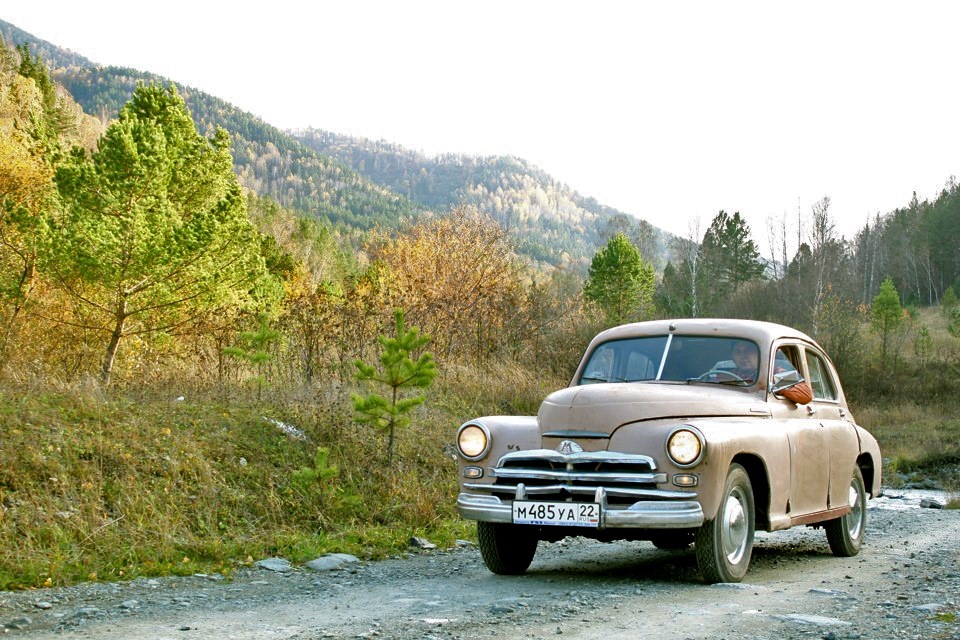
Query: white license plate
[[512, 501, 600, 527]]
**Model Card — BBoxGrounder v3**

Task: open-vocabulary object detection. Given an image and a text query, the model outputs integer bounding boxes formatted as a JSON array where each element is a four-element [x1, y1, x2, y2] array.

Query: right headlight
[[666, 426, 705, 467], [457, 422, 490, 460]]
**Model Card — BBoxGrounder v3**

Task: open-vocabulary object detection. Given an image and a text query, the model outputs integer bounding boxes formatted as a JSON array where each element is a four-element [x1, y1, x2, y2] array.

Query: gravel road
[[2, 490, 958, 640]]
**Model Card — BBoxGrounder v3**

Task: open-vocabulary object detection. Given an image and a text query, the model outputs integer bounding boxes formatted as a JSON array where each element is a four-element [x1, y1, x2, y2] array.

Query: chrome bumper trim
[[490, 468, 667, 484], [456, 492, 704, 529], [462, 481, 685, 500]]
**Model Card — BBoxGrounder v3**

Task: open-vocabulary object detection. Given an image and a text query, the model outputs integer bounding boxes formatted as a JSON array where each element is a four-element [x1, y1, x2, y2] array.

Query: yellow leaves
[[181, 556, 191, 564], [366, 208, 529, 358], [0, 132, 53, 205]]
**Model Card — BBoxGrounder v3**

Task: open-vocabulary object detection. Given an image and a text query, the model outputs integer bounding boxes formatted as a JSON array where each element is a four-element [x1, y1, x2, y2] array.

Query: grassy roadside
[[0, 365, 561, 590], [856, 401, 960, 501], [1, 359, 957, 589]]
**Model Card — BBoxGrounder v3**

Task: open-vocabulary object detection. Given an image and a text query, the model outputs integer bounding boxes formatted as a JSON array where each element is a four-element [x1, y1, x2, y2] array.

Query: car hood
[[537, 382, 768, 435]]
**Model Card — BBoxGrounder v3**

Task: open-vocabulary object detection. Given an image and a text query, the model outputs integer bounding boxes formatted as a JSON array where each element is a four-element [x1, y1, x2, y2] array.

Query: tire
[[825, 466, 866, 557], [477, 521, 538, 575], [695, 463, 755, 583], [650, 531, 695, 550]]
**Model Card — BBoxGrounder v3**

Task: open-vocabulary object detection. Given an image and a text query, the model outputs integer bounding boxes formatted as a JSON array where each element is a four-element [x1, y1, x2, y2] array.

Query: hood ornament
[[557, 440, 583, 454]]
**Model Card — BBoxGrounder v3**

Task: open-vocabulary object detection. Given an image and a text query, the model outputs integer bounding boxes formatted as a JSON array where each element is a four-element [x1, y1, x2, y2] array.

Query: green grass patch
[[0, 380, 489, 590]]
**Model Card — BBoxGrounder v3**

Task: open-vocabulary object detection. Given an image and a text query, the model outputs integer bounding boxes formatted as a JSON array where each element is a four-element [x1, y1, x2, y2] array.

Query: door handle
[[806, 405, 816, 416]]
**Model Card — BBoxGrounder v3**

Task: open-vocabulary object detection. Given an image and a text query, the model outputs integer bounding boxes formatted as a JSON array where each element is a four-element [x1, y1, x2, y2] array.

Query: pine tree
[[583, 233, 655, 325], [700, 211, 765, 311], [223, 314, 280, 401], [51, 83, 269, 384], [352, 310, 437, 466], [941, 286, 958, 318], [871, 276, 904, 364]]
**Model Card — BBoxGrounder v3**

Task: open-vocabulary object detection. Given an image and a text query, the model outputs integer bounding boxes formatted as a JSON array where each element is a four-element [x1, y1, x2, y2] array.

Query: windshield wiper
[[581, 376, 628, 383], [685, 377, 751, 386]]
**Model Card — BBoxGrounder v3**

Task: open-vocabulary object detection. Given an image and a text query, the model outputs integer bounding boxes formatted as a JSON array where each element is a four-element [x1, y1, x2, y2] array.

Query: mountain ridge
[[0, 17, 668, 268]]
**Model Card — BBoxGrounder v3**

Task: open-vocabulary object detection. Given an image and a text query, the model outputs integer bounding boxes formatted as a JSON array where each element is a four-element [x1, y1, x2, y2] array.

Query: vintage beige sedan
[[455, 318, 882, 583]]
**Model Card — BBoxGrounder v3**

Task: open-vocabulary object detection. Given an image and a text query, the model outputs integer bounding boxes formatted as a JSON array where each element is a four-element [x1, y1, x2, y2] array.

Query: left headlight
[[666, 427, 705, 467], [457, 422, 490, 460]]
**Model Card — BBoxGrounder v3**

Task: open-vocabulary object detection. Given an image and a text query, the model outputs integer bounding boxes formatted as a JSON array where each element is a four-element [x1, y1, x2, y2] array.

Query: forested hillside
[[0, 18, 662, 267], [0, 19, 422, 243], [292, 129, 669, 268]]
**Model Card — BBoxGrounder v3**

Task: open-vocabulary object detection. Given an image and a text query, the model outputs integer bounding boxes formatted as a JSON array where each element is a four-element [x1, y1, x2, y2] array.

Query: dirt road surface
[[2, 490, 958, 639]]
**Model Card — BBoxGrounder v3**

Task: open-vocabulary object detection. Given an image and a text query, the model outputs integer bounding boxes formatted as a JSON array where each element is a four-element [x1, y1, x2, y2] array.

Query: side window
[[804, 351, 837, 400], [772, 345, 800, 383]]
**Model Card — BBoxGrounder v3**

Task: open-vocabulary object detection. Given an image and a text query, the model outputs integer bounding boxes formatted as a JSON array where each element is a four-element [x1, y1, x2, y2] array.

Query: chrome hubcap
[[847, 482, 863, 540], [721, 486, 749, 565]]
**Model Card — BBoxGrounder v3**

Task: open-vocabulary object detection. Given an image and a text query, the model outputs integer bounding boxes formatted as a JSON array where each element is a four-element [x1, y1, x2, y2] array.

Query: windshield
[[578, 335, 760, 386]]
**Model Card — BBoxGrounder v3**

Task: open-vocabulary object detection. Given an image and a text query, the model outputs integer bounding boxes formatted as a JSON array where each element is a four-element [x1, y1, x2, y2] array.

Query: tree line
[[2, 43, 958, 409]]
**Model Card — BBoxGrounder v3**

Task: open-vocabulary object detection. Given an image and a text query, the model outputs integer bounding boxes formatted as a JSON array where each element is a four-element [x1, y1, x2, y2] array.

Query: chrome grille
[[468, 449, 683, 505]]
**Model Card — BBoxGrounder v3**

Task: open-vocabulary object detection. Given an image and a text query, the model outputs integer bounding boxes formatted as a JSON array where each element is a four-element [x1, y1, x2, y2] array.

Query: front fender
[[457, 416, 539, 487]]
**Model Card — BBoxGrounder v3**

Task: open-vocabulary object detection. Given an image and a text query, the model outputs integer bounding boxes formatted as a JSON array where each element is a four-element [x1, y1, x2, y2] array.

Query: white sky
[[3, 1, 959, 253]]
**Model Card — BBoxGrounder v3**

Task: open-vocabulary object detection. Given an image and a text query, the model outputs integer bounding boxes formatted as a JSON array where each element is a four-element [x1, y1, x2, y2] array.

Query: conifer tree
[[352, 310, 437, 466], [871, 276, 904, 364], [700, 211, 765, 312], [941, 286, 958, 318], [583, 232, 654, 325], [223, 314, 280, 401], [51, 83, 268, 384]]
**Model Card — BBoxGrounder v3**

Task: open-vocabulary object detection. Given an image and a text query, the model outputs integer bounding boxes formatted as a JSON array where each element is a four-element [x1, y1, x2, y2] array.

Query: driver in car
[[730, 341, 759, 383]]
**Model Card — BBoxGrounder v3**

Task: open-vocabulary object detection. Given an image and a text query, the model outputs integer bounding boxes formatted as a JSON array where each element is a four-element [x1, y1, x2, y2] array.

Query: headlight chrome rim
[[457, 421, 491, 461], [666, 426, 706, 468]]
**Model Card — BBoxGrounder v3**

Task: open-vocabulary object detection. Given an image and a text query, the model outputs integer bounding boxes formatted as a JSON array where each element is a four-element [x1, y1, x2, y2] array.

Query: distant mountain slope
[[0, 20, 421, 240], [0, 20, 92, 68], [291, 130, 669, 268], [0, 18, 668, 268]]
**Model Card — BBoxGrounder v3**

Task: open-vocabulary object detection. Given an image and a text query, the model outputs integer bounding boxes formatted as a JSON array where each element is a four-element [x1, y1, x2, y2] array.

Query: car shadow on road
[[504, 536, 843, 586]]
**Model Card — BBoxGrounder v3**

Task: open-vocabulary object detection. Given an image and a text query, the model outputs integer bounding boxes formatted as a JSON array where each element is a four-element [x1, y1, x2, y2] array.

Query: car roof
[[590, 318, 818, 348]]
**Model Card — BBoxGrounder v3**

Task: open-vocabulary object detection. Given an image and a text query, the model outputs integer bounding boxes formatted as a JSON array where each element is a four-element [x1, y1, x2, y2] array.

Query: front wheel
[[477, 521, 538, 575], [695, 463, 755, 583], [825, 467, 866, 557]]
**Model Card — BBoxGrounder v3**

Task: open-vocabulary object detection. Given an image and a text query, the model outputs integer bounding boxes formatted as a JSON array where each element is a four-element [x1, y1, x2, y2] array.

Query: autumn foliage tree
[[367, 208, 528, 360], [50, 84, 268, 384]]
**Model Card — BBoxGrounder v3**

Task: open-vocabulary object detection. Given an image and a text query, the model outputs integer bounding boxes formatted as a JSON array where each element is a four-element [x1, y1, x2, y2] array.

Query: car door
[[804, 348, 860, 510], [772, 343, 830, 517]]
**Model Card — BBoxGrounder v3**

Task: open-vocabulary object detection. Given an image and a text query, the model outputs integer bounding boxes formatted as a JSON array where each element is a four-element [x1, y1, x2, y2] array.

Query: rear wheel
[[477, 521, 538, 575], [825, 467, 866, 557], [695, 464, 755, 583]]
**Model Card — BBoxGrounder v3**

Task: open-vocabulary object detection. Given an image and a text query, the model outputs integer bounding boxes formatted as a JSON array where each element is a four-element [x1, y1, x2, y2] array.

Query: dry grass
[[0, 381, 475, 589]]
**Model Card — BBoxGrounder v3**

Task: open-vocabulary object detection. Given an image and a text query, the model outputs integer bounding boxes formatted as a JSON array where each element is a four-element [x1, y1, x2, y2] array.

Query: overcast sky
[[4, 1, 958, 253]]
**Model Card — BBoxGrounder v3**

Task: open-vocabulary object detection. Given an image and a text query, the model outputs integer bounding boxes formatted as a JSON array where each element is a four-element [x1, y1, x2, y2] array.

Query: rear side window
[[805, 351, 837, 400]]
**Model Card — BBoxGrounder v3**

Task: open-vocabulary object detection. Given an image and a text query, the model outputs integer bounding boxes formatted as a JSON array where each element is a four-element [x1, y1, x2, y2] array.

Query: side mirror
[[771, 371, 813, 405], [770, 370, 802, 393]]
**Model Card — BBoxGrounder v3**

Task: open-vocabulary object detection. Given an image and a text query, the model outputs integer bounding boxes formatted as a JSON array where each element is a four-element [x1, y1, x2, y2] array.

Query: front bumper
[[457, 491, 705, 529]]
